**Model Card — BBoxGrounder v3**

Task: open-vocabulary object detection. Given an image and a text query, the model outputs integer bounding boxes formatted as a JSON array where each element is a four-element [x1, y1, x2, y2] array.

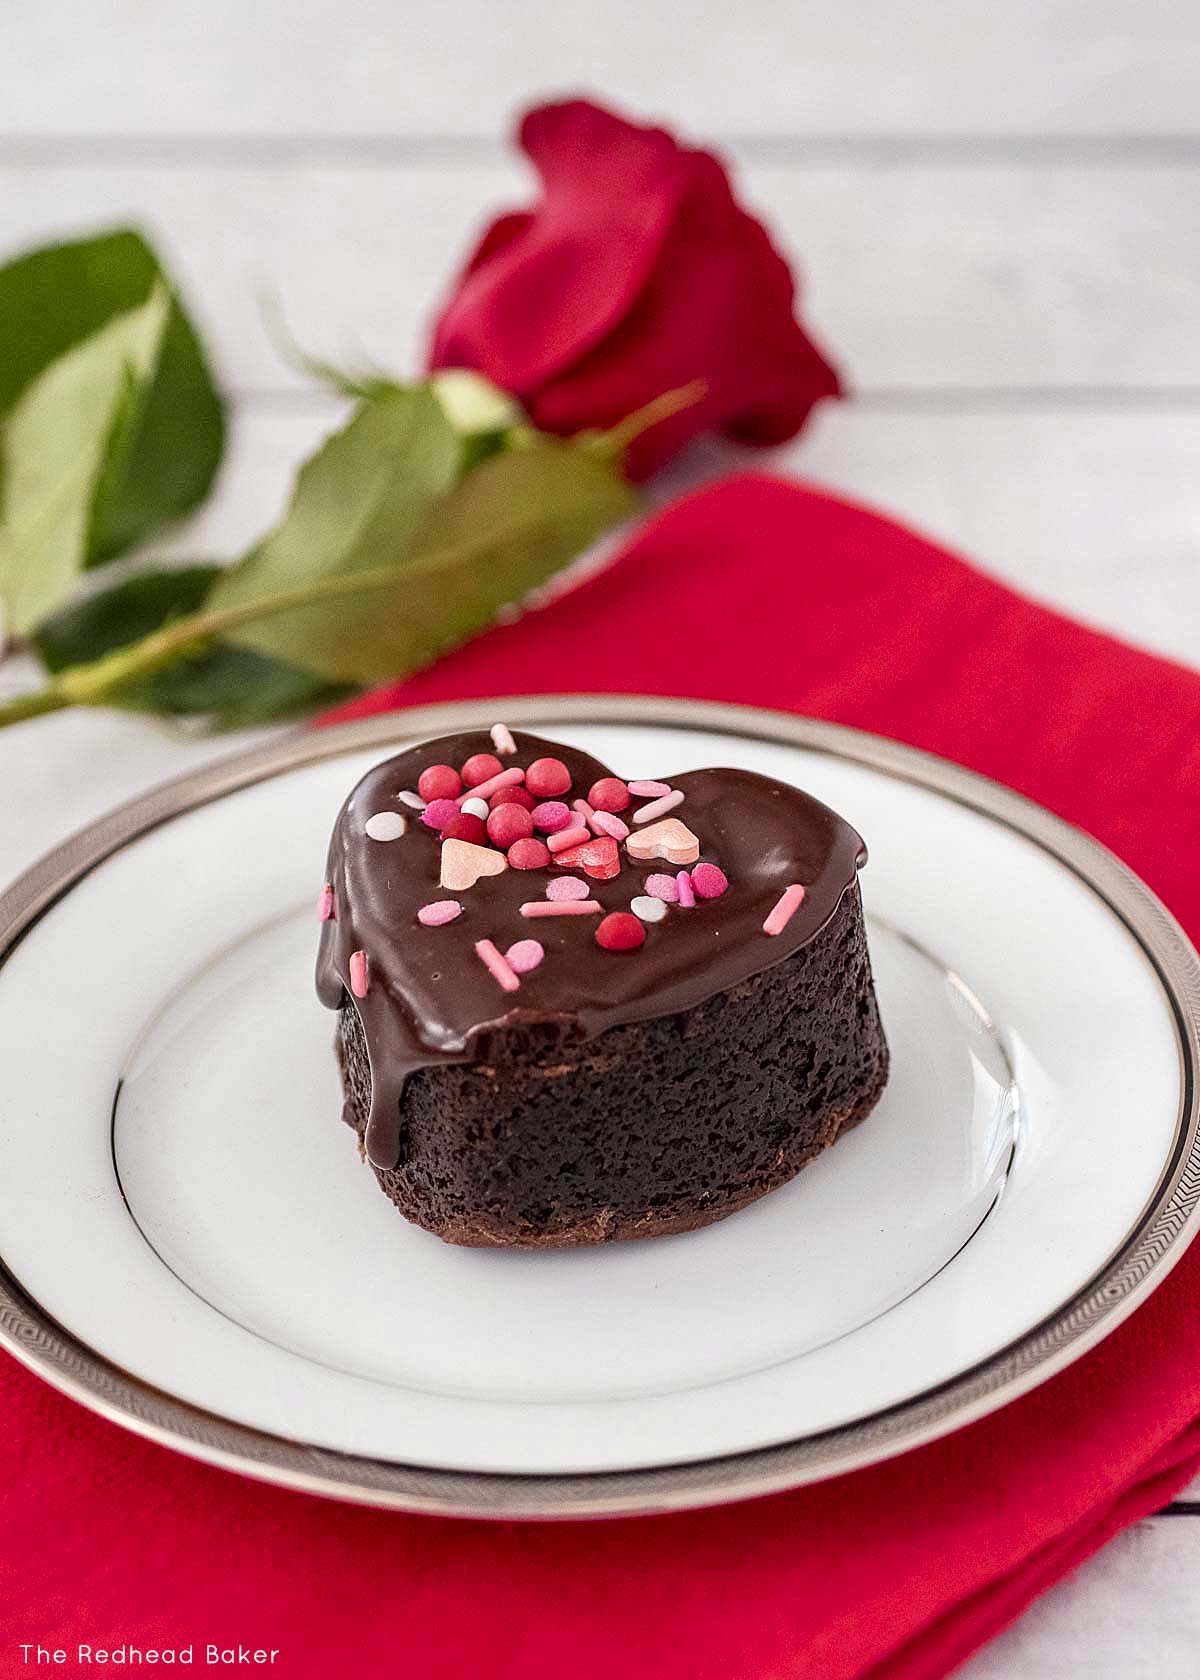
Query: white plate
[[0, 697, 1197, 1517]]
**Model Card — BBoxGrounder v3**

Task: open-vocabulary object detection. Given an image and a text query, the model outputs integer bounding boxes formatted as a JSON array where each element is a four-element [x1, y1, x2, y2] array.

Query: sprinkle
[[633, 789, 685, 824], [764, 883, 806, 936], [462, 752, 503, 788], [628, 780, 672, 798], [491, 722, 518, 755], [546, 876, 590, 901], [466, 765, 526, 802], [520, 899, 604, 918], [552, 836, 621, 879], [441, 838, 508, 891], [417, 764, 461, 802], [317, 883, 334, 921], [595, 911, 646, 952], [505, 939, 545, 974], [365, 810, 407, 841], [676, 870, 696, 908], [547, 824, 591, 853], [644, 873, 678, 903], [397, 789, 426, 811], [475, 938, 520, 992], [489, 784, 535, 812], [486, 803, 534, 848], [459, 796, 490, 820], [440, 812, 488, 846], [507, 837, 553, 870], [421, 797, 462, 832], [626, 818, 700, 865], [592, 810, 630, 841], [573, 797, 596, 824], [417, 899, 462, 927], [526, 757, 572, 798], [589, 777, 631, 813], [349, 950, 369, 997], [532, 799, 574, 833], [691, 862, 729, 900], [631, 895, 668, 924]]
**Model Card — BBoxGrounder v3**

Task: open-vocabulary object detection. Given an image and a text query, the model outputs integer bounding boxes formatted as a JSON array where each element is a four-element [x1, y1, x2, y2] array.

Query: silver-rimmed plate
[[0, 696, 1197, 1517]]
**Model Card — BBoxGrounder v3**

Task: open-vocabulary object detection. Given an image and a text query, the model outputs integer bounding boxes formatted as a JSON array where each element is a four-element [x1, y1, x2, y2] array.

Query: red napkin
[[8, 475, 1200, 1679]]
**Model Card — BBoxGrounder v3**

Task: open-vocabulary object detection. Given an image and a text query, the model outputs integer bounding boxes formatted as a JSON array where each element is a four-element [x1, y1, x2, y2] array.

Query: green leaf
[[0, 228, 225, 620], [220, 431, 638, 685], [33, 564, 351, 726], [208, 383, 463, 674], [0, 284, 170, 634]]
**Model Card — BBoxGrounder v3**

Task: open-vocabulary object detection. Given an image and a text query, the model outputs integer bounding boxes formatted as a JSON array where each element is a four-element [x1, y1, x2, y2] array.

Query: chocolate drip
[[316, 731, 866, 1169]]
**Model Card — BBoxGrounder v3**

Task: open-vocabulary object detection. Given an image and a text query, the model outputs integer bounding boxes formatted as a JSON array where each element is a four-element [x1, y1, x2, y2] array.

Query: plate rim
[[1, 693, 1197, 1519]]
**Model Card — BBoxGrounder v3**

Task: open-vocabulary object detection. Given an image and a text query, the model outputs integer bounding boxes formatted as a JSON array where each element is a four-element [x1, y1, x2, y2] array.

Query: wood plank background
[[2, 5, 1199, 1673]]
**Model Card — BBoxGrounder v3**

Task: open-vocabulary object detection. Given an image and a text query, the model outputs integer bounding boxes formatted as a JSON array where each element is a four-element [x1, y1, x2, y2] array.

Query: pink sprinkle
[[490, 722, 517, 755], [475, 938, 520, 992], [547, 824, 591, 853], [676, 870, 696, 908], [317, 883, 334, 921], [465, 765, 525, 802], [592, 810, 630, 841], [505, 939, 545, 975], [397, 789, 426, 811], [764, 883, 806, 936], [417, 900, 462, 927], [547, 876, 590, 901], [421, 797, 461, 831], [532, 799, 574, 833], [628, 780, 672, 798], [691, 862, 729, 900], [519, 900, 604, 918], [645, 873, 678, 903], [633, 789, 685, 824], [573, 797, 596, 824], [349, 950, 369, 998]]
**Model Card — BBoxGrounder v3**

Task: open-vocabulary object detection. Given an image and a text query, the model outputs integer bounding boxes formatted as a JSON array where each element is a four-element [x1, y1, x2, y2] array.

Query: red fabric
[[9, 475, 1200, 1679], [428, 99, 841, 477]]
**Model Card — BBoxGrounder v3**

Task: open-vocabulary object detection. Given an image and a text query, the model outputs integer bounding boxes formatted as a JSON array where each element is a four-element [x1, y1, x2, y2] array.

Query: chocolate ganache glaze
[[316, 730, 866, 1171]]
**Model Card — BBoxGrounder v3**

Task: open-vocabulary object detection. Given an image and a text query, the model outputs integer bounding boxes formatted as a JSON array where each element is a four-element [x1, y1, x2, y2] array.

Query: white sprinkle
[[365, 811, 407, 841], [633, 789, 685, 824], [460, 796, 489, 820], [631, 895, 668, 923], [491, 722, 518, 755], [397, 789, 426, 811]]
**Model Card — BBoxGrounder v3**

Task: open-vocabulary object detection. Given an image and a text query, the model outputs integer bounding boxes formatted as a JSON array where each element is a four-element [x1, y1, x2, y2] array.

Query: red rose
[[428, 99, 842, 479]]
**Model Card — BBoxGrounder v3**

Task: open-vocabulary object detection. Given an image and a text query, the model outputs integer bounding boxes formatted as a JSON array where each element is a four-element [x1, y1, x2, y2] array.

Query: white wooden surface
[[2, 4, 1200, 1673]]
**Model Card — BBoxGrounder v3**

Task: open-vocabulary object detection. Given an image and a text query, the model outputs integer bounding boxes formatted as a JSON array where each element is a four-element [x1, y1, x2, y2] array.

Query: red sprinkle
[[421, 797, 462, 832], [489, 785, 536, 812], [441, 812, 488, 846], [596, 912, 646, 952], [531, 799, 574, 833], [507, 837, 552, 870], [588, 777, 631, 813], [417, 764, 461, 802], [317, 883, 334, 921], [691, 862, 729, 900], [526, 757, 572, 798], [552, 836, 621, 880], [462, 752, 503, 788], [487, 804, 534, 848], [349, 950, 369, 997]]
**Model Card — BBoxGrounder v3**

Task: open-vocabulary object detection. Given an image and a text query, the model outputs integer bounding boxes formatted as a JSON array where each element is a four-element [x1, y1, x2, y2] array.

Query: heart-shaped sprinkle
[[505, 939, 545, 974], [440, 839, 508, 891], [625, 818, 700, 866], [630, 895, 668, 923], [365, 810, 407, 841], [552, 835, 621, 879]]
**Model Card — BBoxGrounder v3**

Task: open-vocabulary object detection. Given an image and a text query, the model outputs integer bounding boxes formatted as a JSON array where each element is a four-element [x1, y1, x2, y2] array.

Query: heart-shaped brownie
[[316, 728, 887, 1246]]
